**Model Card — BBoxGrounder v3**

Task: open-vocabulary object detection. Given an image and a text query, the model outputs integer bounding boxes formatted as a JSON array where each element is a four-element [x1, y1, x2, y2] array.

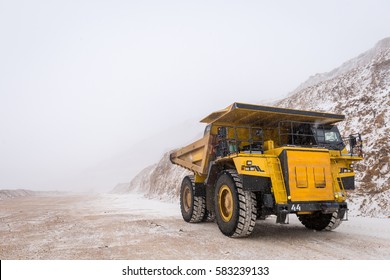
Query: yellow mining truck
[[170, 102, 363, 237]]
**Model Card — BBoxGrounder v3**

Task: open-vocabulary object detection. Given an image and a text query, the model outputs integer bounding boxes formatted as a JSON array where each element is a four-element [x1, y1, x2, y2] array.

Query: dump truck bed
[[170, 133, 213, 175], [201, 102, 344, 126]]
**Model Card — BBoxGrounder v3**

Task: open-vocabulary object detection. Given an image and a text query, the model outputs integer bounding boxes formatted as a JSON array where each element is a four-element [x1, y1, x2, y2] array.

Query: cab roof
[[200, 102, 345, 126]]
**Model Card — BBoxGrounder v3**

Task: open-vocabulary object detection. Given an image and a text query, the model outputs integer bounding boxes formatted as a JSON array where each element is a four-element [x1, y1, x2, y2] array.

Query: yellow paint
[[194, 173, 207, 183], [232, 155, 270, 176], [286, 150, 334, 202], [265, 157, 288, 204], [264, 140, 274, 151]]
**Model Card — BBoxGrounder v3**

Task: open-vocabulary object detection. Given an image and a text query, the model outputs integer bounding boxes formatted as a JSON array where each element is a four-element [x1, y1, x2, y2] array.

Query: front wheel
[[297, 211, 343, 231], [180, 176, 206, 223], [214, 170, 257, 237]]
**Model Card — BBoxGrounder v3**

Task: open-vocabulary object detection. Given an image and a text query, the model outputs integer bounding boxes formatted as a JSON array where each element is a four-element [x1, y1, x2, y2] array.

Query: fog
[[1, 0, 389, 192]]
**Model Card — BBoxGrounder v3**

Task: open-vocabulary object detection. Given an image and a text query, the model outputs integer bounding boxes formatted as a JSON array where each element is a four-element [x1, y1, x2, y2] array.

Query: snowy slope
[[290, 38, 390, 96], [276, 38, 390, 217], [111, 165, 156, 194], [123, 38, 390, 218], [112, 153, 191, 201]]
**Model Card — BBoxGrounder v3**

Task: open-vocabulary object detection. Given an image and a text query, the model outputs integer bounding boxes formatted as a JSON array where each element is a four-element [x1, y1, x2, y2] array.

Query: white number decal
[[291, 204, 301, 211]]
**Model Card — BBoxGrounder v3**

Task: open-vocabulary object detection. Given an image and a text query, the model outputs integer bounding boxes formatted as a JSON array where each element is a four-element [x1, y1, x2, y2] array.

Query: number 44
[[291, 204, 301, 211]]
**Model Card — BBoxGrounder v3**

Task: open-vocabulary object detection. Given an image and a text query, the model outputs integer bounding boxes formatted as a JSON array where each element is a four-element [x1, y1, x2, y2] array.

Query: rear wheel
[[297, 211, 342, 231], [180, 175, 206, 223], [214, 170, 257, 237]]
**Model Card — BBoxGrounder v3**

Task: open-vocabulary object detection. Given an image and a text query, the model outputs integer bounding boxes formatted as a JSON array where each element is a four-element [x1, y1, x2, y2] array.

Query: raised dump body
[[170, 133, 213, 175], [170, 102, 363, 237]]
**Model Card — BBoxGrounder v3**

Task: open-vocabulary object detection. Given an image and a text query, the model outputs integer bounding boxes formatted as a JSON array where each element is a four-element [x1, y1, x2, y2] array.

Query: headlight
[[340, 168, 352, 173]]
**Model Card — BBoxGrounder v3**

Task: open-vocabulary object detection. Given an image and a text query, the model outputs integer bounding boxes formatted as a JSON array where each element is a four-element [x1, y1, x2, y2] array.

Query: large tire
[[214, 170, 257, 237], [180, 175, 206, 223], [297, 211, 342, 231]]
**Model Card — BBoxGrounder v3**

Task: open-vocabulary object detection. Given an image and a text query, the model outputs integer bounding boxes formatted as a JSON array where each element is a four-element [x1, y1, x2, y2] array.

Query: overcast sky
[[1, 0, 389, 192]]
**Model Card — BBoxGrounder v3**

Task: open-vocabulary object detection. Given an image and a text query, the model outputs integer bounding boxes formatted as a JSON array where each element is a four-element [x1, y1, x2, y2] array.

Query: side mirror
[[348, 134, 363, 157], [349, 135, 357, 147]]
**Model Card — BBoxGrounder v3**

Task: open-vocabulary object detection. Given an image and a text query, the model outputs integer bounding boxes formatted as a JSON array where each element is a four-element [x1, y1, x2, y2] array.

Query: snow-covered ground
[[96, 193, 179, 219], [1, 191, 389, 260]]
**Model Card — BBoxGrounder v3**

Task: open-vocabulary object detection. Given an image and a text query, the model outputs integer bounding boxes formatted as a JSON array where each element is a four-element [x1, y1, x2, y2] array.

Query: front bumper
[[275, 201, 348, 223]]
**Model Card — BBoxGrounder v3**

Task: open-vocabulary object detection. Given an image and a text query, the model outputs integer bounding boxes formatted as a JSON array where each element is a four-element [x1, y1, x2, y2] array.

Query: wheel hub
[[219, 185, 233, 222], [183, 186, 192, 212]]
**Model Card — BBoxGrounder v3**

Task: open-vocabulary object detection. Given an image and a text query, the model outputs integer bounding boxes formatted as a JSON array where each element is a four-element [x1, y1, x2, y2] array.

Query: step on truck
[[170, 102, 363, 237]]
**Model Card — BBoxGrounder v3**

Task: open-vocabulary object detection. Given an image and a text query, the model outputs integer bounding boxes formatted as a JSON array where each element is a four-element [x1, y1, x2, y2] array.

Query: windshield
[[311, 125, 344, 150], [278, 121, 345, 150]]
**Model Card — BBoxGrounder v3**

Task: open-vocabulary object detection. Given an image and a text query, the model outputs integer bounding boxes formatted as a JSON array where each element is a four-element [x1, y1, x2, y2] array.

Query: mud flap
[[338, 208, 348, 221], [276, 209, 289, 224]]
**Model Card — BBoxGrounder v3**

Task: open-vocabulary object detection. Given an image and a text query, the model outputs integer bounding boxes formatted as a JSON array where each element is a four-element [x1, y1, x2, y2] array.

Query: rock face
[[276, 37, 390, 217], [111, 165, 156, 194], [111, 153, 191, 201], [144, 153, 192, 201], [124, 38, 390, 217]]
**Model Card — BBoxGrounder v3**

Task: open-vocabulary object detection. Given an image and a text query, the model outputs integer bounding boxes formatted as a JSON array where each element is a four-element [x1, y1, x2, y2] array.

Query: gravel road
[[1, 193, 389, 259]]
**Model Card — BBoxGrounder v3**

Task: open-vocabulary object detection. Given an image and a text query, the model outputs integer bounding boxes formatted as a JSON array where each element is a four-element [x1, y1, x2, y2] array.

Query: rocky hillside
[[120, 38, 390, 217], [290, 38, 390, 96], [111, 153, 191, 201], [276, 37, 390, 217]]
